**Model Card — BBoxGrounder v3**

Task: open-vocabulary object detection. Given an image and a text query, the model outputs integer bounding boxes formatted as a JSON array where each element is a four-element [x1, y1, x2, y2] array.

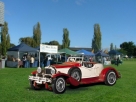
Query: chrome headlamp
[[50, 66, 56, 75], [51, 68, 56, 75], [37, 67, 41, 73]]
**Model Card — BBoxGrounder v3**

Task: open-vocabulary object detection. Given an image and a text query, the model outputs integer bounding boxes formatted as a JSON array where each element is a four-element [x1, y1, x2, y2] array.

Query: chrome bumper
[[29, 75, 52, 84]]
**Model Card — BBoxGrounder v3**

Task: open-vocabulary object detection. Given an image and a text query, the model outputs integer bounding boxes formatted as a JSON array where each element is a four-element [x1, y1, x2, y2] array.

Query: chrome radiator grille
[[45, 69, 51, 74]]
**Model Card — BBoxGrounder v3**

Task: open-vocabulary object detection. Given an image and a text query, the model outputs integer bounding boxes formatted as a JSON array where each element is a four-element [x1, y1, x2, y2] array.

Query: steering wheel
[[88, 64, 92, 68]]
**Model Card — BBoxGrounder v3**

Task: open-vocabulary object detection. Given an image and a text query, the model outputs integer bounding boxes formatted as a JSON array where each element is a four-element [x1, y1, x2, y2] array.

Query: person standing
[[30, 56, 34, 67], [103, 57, 106, 65], [44, 56, 48, 67], [22, 55, 26, 68], [116, 57, 119, 66], [26, 54, 31, 68], [89, 57, 92, 62]]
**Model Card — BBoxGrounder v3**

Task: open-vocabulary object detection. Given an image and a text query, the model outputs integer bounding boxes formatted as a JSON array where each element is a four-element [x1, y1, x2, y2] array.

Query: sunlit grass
[[0, 61, 136, 102]]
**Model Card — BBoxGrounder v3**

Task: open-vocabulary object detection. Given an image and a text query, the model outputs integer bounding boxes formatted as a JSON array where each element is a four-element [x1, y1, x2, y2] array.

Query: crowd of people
[[22, 54, 35, 68], [6, 52, 123, 68], [6, 53, 69, 68], [22, 53, 69, 68]]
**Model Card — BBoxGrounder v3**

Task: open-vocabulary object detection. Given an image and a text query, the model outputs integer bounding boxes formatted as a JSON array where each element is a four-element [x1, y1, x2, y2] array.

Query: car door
[[94, 64, 104, 76], [80, 64, 98, 78]]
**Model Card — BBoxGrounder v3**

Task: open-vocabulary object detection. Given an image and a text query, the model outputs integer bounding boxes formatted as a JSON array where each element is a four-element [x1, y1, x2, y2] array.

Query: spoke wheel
[[69, 68, 81, 82], [105, 70, 117, 86], [71, 71, 80, 81], [52, 77, 66, 94]]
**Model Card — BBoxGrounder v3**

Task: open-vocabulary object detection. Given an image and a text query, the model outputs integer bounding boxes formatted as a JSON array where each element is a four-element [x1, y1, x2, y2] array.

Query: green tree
[[42, 40, 61, 49], [33, 22, 41, 47], [49, 40, 59, 45], [1, 22, 9, 56], [110, 43, 114, 51], [10, 43, 15, 48], [6, 34, 10, 49], [19, 37, 36, 47], [117, 48, 127, 55], [120, 41, 135, 56], [42, 42, 49, 45], [48, 40, 61, 49], [133, 47, 136, 56], [62, 28, 70, 48], [92, 24, 102, 53]]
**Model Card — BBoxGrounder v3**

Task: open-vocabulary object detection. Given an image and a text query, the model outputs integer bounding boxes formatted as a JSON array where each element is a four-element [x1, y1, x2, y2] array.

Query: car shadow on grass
[[67, 83, 104, 92], [25, 85, 54, 93], [25, 82, 105, 93]]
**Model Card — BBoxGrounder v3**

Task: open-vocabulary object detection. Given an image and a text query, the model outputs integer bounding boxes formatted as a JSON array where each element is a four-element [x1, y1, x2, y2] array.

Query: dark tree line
[[119, 41, 136, 56], [110, 41, 136, 56]]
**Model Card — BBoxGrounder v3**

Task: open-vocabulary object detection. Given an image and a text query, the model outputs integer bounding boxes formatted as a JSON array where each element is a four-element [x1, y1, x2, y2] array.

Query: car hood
[[52, 62, 81, 68]]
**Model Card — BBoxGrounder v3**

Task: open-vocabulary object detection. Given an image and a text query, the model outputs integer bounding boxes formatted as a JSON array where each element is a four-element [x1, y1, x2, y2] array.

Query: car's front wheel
[[105, 70, 117, 86], [52, 77, 66, 94]]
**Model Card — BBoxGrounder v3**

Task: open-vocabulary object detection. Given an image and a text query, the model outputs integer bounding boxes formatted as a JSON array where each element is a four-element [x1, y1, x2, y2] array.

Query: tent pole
[[39, 51, 40, 67], [18, 51, 19, 68], [65, 53, 66, 62], [101, 55, 103, 64], [56, 54, 58, 64]]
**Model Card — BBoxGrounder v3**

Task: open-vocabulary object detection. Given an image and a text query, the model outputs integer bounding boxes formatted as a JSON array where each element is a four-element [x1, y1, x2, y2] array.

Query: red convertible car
[[28, 57, 121, 94]]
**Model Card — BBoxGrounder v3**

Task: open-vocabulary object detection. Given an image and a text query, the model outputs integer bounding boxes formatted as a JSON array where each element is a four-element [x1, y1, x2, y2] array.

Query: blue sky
[[1, 0, 136, 50]]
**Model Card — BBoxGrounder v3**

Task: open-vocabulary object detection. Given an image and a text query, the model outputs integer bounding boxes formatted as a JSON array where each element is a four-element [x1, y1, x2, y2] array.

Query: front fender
[[52, 72, 80, 86], [99, 67, 121, 81], [31, 70, 37, 75], [52, 72, 70, 79]]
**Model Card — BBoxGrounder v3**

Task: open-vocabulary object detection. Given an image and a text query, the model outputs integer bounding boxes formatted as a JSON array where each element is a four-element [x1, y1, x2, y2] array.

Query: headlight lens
[[37, 67, 41, 73], [51, 68, 56, 75]]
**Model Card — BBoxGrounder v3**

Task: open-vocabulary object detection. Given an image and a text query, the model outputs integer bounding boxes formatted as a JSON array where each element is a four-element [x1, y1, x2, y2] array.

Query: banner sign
[[40, 44, 58, 53]]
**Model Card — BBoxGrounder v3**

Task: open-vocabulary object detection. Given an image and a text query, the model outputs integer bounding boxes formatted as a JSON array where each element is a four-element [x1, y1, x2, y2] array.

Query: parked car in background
[[123, 55, 128, 58]]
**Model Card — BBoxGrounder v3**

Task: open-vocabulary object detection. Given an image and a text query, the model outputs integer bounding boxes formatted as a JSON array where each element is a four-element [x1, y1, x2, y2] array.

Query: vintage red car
[[28, 57, 121, 94]]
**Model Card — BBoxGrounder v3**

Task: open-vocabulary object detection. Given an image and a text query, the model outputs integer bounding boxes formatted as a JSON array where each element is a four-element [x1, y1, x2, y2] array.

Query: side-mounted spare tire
[[105, 70, 117, 86], [68, 68, 82, 82]]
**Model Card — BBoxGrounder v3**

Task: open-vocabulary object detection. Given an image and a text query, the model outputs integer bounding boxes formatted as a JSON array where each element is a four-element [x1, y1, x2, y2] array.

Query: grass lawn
[[0, 61, 136, 102]]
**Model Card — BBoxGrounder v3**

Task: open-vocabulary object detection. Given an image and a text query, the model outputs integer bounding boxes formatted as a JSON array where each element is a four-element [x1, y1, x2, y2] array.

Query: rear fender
[[52, 72, 80, 86], [99, 67, 121, 81]]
